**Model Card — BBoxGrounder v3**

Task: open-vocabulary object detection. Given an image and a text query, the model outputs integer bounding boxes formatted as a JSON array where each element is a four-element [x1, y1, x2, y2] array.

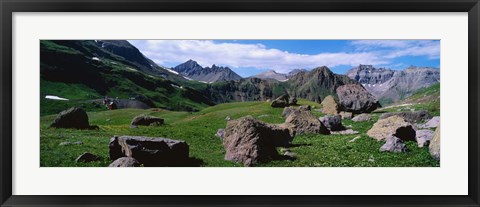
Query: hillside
[[173, 60, 242, 82], [40, 99, 439, 167], [40, 40, 213, 115]]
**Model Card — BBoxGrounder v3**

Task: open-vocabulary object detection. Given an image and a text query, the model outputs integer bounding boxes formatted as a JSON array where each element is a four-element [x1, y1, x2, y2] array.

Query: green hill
[[40, 99, 439, 167]]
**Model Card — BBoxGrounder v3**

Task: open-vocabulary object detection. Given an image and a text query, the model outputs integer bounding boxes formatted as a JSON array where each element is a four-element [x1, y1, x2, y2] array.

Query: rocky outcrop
[[130, 115, 164, 127], [319, 115, 345, 131], [109, 136, 189, 166], [223, 116, 292, 166], [283, 108, 330, 136], [336, 84, 380, 114], [416, 129, 435, 148], [380, 135, 408, 153], [367, 115, 416, 141], [321, 95, 339, 115], [109, 157, 140, 167], [352, 113, 372, 122], [339, 111, 353, 119], [379, 110, 431, 124], [50, 107, 96, 129], [429, 125, 440, 161], [215, 128, 225, 139]]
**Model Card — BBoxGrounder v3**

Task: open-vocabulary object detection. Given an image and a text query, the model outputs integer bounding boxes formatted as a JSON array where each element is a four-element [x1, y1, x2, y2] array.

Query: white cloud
[[130, 40, 386, 74], [351, 40, 440, 59]]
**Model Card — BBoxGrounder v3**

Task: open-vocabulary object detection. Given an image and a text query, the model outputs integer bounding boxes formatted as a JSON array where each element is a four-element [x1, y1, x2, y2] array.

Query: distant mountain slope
[[346, 64, 440, 104], [287, 66, 357, 102], [173, 60, 242, 83], [40, 40, 213, 114], [252, 70, 288, 81]]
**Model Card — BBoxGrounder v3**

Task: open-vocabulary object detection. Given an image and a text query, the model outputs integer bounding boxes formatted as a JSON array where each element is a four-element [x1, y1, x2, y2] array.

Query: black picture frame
[[1, 0, 479, 206]]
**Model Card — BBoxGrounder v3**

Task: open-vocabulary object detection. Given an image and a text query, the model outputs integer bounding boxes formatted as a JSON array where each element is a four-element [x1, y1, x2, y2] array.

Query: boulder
[[367, 115, 416, 141], [109, 136, 189, 166], [215, 128, 225, 138], [130, 115, 164, 127], [223, 116, 292, 166], [282, 105, 311, 117], [319, 115, 345, 131], [420, 116, 440, 128], [75, 152, 101, 163], [380, 135, 408, 153], [109, 157, 140, 167], [379, 110, 431, 124], [283, 108, 330, 136], [429, 125, 440, 161], [50, 107, 93, 129], [416, 129, 435, 148], [336, 84, 380, 113], [352, 113, 372, 122], [290, 97, 298, 105], [271, 94, 290, 108], [320, 95, 339, 115], [339, 111, 353, 119]]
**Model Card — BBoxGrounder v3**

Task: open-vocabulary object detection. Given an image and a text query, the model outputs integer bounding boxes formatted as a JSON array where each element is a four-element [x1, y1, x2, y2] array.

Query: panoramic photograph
[[40, 40, 440, 167]]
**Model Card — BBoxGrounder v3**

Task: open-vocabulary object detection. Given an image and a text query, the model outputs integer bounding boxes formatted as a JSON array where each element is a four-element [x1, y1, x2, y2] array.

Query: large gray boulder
[[380, 135, 408, 153], [336, 84, 380, 113], [282, 107, 330, 136], [271, 94, 290, 108], [352, 113, 372, 122], [429, 125, 440, 161], [130, 115, 164, 127], [319, 115, 345, 131], [223, 116, 292, 166], [379, 110, 431, 124], [50, 107, 94, 129], [109, 157, 141, 167], [367, 115, 416, 141], [416, 129, 435, 148], [109, 136, 189, 166]]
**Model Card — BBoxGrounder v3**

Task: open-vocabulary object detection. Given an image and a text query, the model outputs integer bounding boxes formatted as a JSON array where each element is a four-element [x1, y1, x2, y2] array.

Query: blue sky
[[129, 40, 440, 77]]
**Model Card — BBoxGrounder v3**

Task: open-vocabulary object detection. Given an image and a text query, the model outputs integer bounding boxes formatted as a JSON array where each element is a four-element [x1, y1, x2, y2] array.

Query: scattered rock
[[331, 129, 359, 135], [349, 136, 361, 142], [130, 115, 164, 127], [352, 113, 372, 122], [290, 97, 298, 105], [336, 84, 381, 113], [76, 152, 101, 163], [339, 111, 353, 119], [379, 110, 431, 124], [298, 105, 312, 111], [420, 116, 440, 128], [320, 95, 339, 115], [319, 115, 345, 131], [380, 135, 408, 153], [50, 107, 95, 129], [109, 157, 140, 167], [282, 105, 311, 117], [416, 129, 435, 148], [282, 108, 330, 136], [367, 115, 416, 141], [223, 116, 292, 166], [215, 128, 225, 138], [109, 136, 189, 166], [59, 141, 83, 146], [225, 116, 231, 121], [283, 150, 296, 159], [368, 155, 375, 162], [429, 125, 440, 161], [271, 94, 290, 108]]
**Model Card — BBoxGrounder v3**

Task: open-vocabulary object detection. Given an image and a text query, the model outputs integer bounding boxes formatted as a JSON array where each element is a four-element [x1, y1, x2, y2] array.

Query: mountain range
[[345, 64, 440, 104], [40, 40, 440, 114]]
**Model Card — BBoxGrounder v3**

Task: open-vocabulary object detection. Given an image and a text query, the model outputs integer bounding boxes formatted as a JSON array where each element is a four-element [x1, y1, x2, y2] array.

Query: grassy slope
[[40, 40, 212, 116], [40, 99, 439, 167], [375, 83, 440, 116]]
